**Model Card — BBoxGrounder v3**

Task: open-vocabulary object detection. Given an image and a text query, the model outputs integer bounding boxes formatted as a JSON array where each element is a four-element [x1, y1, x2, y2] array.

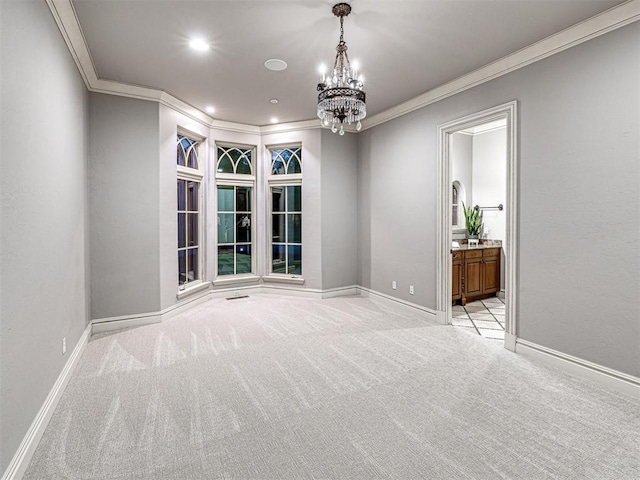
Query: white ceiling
[[72, 0, 625, 127]]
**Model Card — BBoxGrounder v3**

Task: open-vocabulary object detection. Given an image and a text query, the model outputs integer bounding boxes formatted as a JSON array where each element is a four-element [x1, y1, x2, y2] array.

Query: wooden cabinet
[[452, 250, 463, 302], [452, 247, 501, 305]]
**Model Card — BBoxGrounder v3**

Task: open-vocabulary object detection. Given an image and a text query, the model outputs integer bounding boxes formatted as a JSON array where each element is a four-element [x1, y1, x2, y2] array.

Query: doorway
[[436, 102, 518, 351]]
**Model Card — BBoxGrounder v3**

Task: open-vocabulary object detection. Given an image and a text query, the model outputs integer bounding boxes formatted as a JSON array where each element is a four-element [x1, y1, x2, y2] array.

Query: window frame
[[266, 144, 303, 281], [214, 143, 257, 282], [177, 132, 205, 294]]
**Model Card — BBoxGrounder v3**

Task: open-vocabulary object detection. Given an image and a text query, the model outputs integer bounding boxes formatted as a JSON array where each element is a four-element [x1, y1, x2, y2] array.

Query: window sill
[[213, 275, 260, 287], [262, 275, 305, 286], [176, 281, 211, 300]]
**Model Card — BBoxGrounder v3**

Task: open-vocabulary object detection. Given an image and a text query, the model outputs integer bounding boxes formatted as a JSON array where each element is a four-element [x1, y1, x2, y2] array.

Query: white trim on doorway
[[436, 101, 519, 351]]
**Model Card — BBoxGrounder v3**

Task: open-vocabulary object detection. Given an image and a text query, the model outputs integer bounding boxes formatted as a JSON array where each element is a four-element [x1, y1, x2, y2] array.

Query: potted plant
[[462, 202, 483, 239]]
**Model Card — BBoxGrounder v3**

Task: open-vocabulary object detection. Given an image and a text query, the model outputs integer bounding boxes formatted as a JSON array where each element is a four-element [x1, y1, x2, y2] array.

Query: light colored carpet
[[25, 294, 639, 479]]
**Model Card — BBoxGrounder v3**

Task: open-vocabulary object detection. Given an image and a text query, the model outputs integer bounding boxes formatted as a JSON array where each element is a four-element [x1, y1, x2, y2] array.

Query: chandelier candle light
[[317, 3, 366, 135]]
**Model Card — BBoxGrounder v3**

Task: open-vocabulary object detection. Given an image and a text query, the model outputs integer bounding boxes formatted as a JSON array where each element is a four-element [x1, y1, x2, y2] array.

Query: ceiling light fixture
[[206, 105, 215, 114], [264, 59, 288, 71], [317, 3, 366, 135], [270, 117, 279, 124], [189, 38, 210, 52], [270, 98, 279, 104]]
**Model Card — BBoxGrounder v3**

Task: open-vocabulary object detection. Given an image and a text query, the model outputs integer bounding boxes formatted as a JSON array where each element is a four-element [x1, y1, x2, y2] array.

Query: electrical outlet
[[62, 337, 67, 355], [409, 285, 414, 295], [234, 291, 241, 297], [392, 281, 397, 290]]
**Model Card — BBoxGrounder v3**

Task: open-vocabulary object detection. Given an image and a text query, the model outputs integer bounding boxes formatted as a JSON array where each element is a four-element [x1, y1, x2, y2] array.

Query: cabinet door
[[482, 248, 500, 294], [464, 257, 483, 296], [452, 261, 462, 301], [483, 257, 499, 293]]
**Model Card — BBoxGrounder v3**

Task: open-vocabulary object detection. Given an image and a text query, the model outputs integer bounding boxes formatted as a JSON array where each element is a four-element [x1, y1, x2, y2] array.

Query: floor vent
[[226, 295, 249, 301]]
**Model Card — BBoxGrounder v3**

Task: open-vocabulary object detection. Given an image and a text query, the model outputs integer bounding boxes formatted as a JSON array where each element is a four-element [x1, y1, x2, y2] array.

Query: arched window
[[452, 182, 460, 227], [215, 144, 256, 278], [177, 134, 204, 289], [268, 145, 302, 276]]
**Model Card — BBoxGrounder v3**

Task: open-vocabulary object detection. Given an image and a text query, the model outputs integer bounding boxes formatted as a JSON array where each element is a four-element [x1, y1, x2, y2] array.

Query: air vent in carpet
[[226, 295, 249, 300]]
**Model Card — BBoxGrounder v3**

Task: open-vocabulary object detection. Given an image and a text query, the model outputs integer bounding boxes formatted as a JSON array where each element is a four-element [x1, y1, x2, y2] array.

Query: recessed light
[[270, 117, 279, 124], [206, 105, 215, 114], [264, 59, 287, 71], [270, 98, 279, 104], [189, 38, 210, 52]]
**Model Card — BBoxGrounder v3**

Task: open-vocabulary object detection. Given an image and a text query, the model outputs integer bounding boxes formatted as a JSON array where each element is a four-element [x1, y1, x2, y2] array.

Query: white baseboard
[[92, 288, 213, 333], [322, 285, 359, 298], [357, 287, 437, 323], [92, 284, 359, 332], [209, 285, 262, 300], [504, 332, 516, 352], [516, 339, 640, 399], [1, 323, 92, 480], [435, 310, 447, 325]]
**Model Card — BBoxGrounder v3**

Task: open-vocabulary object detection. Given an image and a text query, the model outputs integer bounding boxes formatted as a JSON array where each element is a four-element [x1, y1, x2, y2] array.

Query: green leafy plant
[[462, 202, 483, 237]]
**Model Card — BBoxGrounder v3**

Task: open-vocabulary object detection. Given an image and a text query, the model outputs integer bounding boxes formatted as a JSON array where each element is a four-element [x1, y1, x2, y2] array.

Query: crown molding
[[361, 0, 640, 131], [48, 0, 639, 135]]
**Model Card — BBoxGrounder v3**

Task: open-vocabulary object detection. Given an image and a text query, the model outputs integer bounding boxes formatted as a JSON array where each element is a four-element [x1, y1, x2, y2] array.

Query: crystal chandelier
[[317, 3, 366, 135]]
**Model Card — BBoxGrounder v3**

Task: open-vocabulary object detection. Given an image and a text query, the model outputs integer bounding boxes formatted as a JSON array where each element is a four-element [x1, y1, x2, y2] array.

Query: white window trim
[[177, 280, 211, 299], [214, 144, 258, 282], [266, 144, 303, 281], [177, 133, 206, 295]]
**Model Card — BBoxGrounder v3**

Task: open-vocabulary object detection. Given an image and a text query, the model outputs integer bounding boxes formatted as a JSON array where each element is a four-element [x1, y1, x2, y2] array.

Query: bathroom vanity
[[452, 242, 501, 305]]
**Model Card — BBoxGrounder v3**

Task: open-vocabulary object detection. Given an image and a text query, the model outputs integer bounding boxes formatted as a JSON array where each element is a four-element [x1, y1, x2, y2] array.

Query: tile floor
[[452, 296, 505, 340]]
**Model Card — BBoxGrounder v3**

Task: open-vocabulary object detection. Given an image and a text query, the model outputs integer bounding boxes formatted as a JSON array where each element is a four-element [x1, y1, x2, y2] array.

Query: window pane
[[452, 206, 458, 226], [236, 187, 252, 212], [236, 245, 252, 274], [272, 245, 286, 273], [229, 149, 242, 164], [287, 245, 302, 275], [177, 144, 186, 167], [178, 250, 186, 285], [187, 247, 199, 281], [272, 214, 285, 242], [178, 213, 186, 248], [218, 245, 234, 276], [288, 157, 301, 174], [287, 214, 301, 243], [187, 146, 198, 169], [236, 214, 251, 243], [272, 187, 285, 212], [218, 213, 234, 244], [217, 156, 234, 174], [177, 179, 186, 211], [452, 185, 458, 204], [187, 181, 199, 211], [272, 158, 286, 175], [237, 157, 251, 175], [218, 186, 234, 212], [287, 186, 301, 212], [188, 213, 198, 246]]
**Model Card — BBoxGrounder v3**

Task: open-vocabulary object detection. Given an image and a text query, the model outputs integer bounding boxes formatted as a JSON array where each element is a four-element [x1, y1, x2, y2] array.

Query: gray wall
[[321, 130, 358, 289], [89, 93, 161, 319], [357, 111, 439, 305], [451, 132, 473, 211], [0, 0, 90, 472], [358, 22, 640, 376]]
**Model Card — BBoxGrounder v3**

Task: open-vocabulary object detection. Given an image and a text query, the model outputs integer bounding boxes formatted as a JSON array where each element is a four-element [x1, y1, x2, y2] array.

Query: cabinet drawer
[[483, 248, 500, 258], [464, 250, 483, 259], [452, 250, 463, 260]]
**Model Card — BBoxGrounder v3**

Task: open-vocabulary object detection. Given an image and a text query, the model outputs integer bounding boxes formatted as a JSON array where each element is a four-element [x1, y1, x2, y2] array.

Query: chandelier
[[317, 3, 366, 135]]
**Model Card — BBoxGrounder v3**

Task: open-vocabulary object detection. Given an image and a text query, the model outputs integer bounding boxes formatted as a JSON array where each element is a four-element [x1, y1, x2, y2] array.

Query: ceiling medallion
[[316, 3, 366, 135]]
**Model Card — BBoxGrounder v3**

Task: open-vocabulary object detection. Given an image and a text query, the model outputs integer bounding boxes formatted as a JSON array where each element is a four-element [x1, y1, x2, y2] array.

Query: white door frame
[[436, 101, 518, 351]]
